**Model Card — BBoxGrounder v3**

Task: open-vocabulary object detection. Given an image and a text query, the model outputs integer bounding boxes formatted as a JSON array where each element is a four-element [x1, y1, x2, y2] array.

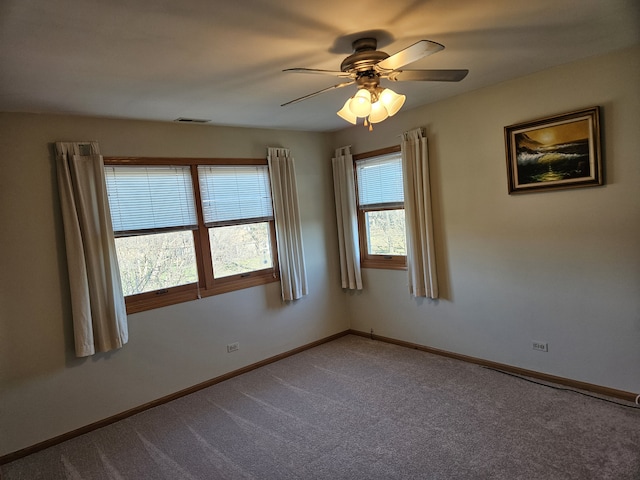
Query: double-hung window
[[105, 165, 199, 298], [197, 165, 276, 282], [354, 147, 407, 269], [104, 158, 279, 313]]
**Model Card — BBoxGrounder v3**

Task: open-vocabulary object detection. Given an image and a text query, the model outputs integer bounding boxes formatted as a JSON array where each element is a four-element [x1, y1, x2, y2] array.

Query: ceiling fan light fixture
[[379, 88, 406, 116], [336, 86, 404, 128], [348, 88, 372, 117], [368, 100, 389, 124], [337, 98, 358, 124]]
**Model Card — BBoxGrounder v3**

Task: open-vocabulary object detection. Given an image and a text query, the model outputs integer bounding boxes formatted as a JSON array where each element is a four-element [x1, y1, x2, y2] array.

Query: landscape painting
[[504, 107, 602, 194]]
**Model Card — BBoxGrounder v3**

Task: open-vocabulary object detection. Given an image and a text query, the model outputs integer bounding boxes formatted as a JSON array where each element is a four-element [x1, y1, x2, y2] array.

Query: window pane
[[115, 231, 198, 296], [198, 165, 273, 226], [365, 209, 407, 255], [105, 165, 197, 235], [209, 222, 273, 278], [356, 153, 404, 208]]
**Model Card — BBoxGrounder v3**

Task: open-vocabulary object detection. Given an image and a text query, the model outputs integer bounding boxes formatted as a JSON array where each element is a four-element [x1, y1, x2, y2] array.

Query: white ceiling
[[1, 0, 638, 132]]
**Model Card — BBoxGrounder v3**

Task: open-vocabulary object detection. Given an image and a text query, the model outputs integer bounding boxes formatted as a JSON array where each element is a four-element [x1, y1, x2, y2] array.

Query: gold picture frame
[[504, 107, 602, 194]]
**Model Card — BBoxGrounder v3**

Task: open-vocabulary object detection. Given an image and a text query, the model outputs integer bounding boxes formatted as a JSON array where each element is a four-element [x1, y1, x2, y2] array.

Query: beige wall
[[0, 116, 348, 455], [1, 45, 639, 457], [332, 46, 640, 393]]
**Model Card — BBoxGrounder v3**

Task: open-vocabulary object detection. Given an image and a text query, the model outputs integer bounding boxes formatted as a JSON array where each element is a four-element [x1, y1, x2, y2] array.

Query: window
[[105, 165, 199, 298], [354, 147, 407, 269], [104, 158, 279, 313], [197, 165, 274, 279]]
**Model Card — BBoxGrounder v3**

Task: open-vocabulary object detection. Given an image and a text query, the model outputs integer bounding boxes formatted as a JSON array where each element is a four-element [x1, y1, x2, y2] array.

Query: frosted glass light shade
[[337, 98, 357, 124], [349, 89, 372, 117], [368, 101, 389, 124], [379, 88, 406, 116]]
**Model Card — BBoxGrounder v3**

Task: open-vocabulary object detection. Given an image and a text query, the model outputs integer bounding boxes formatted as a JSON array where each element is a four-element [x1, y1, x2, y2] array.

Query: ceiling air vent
[[174, 117, 211, 123]]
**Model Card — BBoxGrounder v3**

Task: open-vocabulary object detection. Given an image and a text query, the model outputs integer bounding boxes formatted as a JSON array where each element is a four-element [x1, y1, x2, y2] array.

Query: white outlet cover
[[532, 341, 548, 352]]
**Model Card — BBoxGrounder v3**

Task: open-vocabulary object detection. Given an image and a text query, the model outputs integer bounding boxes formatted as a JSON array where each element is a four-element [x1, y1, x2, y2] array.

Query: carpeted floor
[[3, 334, 640, 479]]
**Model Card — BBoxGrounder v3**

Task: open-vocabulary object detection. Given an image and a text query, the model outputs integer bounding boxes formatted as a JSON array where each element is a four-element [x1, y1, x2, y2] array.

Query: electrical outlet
[[226, 342, 239, 353], [532, 341, 548, 352]]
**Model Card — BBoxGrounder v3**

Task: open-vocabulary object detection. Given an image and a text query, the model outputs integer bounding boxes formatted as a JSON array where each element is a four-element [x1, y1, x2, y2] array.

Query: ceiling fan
[[282, 37, 468, 129]]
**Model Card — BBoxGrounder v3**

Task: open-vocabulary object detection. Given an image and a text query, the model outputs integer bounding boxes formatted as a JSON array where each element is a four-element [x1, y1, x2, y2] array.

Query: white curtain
[[401, 129, 439, 298], [55, 142, 128, 357], [267, 147, 308, 301], [332, 146, 362, 290]]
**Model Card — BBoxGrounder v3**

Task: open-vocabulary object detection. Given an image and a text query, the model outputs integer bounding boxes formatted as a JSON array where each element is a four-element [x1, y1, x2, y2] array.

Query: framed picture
[[504, 107, 602, 194]]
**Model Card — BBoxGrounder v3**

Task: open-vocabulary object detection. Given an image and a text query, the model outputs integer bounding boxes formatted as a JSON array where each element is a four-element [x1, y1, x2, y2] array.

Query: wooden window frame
[[104, 157, 279, 314], [353, 146, 407, 271]]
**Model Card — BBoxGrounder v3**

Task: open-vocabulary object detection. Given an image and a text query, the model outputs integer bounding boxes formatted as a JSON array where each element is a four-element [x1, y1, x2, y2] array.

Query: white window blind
[[356, 153, 404, 209], [198, 165, 273, 226], [105, 165, 198, 236]]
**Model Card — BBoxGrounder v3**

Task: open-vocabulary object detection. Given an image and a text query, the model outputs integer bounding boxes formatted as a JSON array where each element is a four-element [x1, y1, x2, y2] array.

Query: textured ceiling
[[1, 0, 638, 131]]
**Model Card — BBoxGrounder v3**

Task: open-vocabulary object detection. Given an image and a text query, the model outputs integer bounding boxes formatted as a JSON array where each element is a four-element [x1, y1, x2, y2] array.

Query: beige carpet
[[3, 334, 640, 479]]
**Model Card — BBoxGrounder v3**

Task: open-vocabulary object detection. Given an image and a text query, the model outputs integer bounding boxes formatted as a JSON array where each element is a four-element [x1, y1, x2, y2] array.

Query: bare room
[[1, 0, 639, 478]]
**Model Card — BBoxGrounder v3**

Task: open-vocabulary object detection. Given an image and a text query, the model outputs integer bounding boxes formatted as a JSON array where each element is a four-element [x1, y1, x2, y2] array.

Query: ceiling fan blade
[[376, 40, 445, 71], [283, 68, 353, 78], [281, 80, 355, 106], [387, 69, 469, 82]]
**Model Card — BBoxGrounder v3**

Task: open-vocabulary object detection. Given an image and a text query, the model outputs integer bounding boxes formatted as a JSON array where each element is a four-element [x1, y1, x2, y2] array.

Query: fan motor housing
[[340, 37, 389, 73]]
